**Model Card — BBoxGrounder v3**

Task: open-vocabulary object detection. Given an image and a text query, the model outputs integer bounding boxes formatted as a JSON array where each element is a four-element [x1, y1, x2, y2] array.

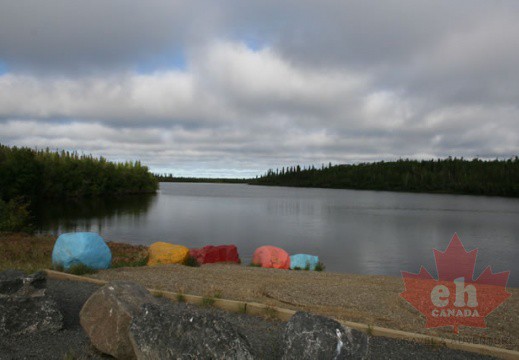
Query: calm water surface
[[34, 183, 519, 287]]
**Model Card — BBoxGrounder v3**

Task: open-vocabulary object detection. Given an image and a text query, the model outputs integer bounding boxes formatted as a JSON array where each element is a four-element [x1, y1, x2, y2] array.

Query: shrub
[[67, 263, 97, 275], [0, 197, 31, 232], [185, 255, 200, 267], [315, 261, 325, 272]]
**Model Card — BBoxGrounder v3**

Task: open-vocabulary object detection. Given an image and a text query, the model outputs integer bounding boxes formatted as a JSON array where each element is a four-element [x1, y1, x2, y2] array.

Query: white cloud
[[1, 1, 519, 176]]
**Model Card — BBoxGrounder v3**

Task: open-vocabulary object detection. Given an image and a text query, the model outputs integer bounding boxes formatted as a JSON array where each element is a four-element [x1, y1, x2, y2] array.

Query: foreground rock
[[80, 281, 158, 359], [282, 312, 369, 360], [52, 232, 112, 270], [130, 302, 255, 360], [0, 270, 63, 336]]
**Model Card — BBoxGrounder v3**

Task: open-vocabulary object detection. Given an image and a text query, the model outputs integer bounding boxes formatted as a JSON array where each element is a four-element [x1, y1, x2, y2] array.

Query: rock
[[0, 269, 46, 298], [0, 270, 63, 336], [147, 242, 189, 266], [289, 254, 319, 271], [252, 245, 290, 269], [189, 245, 241, 264], [52, 232, 112, 270], [130, 303, 255, 360], [0, 269, 25, 296], [282, 312, 369, 360], [80, 281, 158, 359]]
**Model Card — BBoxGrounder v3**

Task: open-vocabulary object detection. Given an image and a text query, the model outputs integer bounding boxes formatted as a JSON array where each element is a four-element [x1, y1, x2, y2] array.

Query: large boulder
[[289, 254, 319, 271], [129, 302, 254, 360], [282, 312, 369, 360], [252, 245, 290, 269], [0, 270, 63, 336], [189, 245, 240, 264], [80, 281, 159, 359], [147, 242, 189, 266], [52, 232, 112, 271]]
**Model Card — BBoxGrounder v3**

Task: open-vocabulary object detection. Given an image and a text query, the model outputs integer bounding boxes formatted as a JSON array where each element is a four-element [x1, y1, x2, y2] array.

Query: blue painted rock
[[52, 232, 112, 270], [290, 254, 319, 271]]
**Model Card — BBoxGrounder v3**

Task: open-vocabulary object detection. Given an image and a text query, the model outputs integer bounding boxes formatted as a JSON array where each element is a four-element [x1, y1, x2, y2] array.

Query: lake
[[34, 182, 519, 287]]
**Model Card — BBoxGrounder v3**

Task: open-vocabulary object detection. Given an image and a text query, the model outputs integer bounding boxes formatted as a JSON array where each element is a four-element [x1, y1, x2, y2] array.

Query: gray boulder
[[130, 303, 255, 360], [0, 269, 62, 336], [80, 281, 159, 360], [282, 312, 369, 360]]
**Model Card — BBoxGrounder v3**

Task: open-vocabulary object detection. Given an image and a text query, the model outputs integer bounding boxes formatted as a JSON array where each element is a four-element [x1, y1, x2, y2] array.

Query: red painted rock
[[252, 246, 290, 269], [189, 245, 240, 264]]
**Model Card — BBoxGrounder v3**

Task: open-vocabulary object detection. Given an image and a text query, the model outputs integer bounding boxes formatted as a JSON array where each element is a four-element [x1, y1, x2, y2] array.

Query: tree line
[[0, 144, 158, 231], [155, 174, 247, 184], [250, 158, 519, 197]]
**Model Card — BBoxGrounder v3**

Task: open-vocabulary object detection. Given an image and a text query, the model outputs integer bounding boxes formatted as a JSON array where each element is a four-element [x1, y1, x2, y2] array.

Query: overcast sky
[[1, 1, 518, 177]]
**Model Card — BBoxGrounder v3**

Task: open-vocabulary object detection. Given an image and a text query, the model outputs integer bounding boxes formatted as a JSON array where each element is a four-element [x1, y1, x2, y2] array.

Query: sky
[[1, 1, 518, 178]]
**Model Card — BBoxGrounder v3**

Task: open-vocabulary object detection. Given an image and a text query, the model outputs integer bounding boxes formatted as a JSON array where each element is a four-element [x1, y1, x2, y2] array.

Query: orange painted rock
[[252, 245, 290, 269], [189, 245, 240, 264], [147, 242, 189, 266]]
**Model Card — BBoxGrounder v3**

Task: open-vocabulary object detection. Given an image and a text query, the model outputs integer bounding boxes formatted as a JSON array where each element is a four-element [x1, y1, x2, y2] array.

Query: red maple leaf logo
[[400, 233, 511, 333]]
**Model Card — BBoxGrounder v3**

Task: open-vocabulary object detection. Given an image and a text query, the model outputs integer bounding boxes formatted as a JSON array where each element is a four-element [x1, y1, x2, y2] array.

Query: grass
[[263, 305, 278, 320], [0, 233, 54, 273], [176, 292, 186, 303], [0, 232, 150, 274], [202, 295, 216, 307], [153, 290, 164, 298], [367, 324, 374, 336]]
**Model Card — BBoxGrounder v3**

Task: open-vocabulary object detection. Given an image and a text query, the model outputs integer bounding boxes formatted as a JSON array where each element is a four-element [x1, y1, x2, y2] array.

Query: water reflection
[[32, 193, 157, 234]]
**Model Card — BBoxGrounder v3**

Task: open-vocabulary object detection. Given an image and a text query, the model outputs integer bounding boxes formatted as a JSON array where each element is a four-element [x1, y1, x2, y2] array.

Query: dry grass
[[0, 233, 149, 274], [0, 233, 55, 273]]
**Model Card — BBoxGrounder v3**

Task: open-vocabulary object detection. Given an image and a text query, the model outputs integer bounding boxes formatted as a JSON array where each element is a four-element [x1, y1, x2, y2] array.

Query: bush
[[184, 255, 200, 267], [0, 197, 31, 232], [315, 262, 326, 272]]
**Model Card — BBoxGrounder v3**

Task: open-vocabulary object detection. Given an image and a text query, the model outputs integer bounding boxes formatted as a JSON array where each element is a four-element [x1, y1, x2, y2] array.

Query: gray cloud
[[0, 1, 518, 176]]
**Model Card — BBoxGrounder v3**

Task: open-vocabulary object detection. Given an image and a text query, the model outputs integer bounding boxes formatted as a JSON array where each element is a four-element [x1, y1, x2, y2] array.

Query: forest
[[250, 158, 519, 197], [0, 144, 158, 231], [155, 174, 247, 184]]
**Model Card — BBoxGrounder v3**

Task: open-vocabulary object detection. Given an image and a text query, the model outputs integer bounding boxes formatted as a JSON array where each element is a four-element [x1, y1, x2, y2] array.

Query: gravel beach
[[0, 278, 499, 359]]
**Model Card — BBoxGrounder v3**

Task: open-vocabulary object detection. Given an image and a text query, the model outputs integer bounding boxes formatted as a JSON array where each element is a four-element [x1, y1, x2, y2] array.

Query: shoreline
[[2, 233, 518, 352]]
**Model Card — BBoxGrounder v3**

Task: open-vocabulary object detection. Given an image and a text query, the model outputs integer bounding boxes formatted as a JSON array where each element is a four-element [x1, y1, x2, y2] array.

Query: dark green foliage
[[184, 255, 200, 267], [248, 262, 261, 267], [67, 263, 98, 275], [315, 262, 325, 272], [0, 144, 158, 201], [155, 174, 247, 184], [0, 197, 31, 232], [250, 157, 519, 197], [111, 257, 149, 268], [56, 263, 97, 275]]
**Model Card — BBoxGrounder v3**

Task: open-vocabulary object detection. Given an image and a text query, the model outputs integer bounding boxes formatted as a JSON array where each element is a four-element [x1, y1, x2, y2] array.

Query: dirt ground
[[88, 263, 519, 352]]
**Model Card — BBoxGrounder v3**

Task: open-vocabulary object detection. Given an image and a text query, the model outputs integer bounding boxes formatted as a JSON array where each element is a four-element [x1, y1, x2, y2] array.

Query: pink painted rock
[[189, 245, 240, 264], [252, 246, 290, 269]]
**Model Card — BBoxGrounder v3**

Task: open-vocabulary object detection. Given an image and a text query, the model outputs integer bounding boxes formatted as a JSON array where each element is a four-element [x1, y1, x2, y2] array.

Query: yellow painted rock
[[147, 242, 189, 266]]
